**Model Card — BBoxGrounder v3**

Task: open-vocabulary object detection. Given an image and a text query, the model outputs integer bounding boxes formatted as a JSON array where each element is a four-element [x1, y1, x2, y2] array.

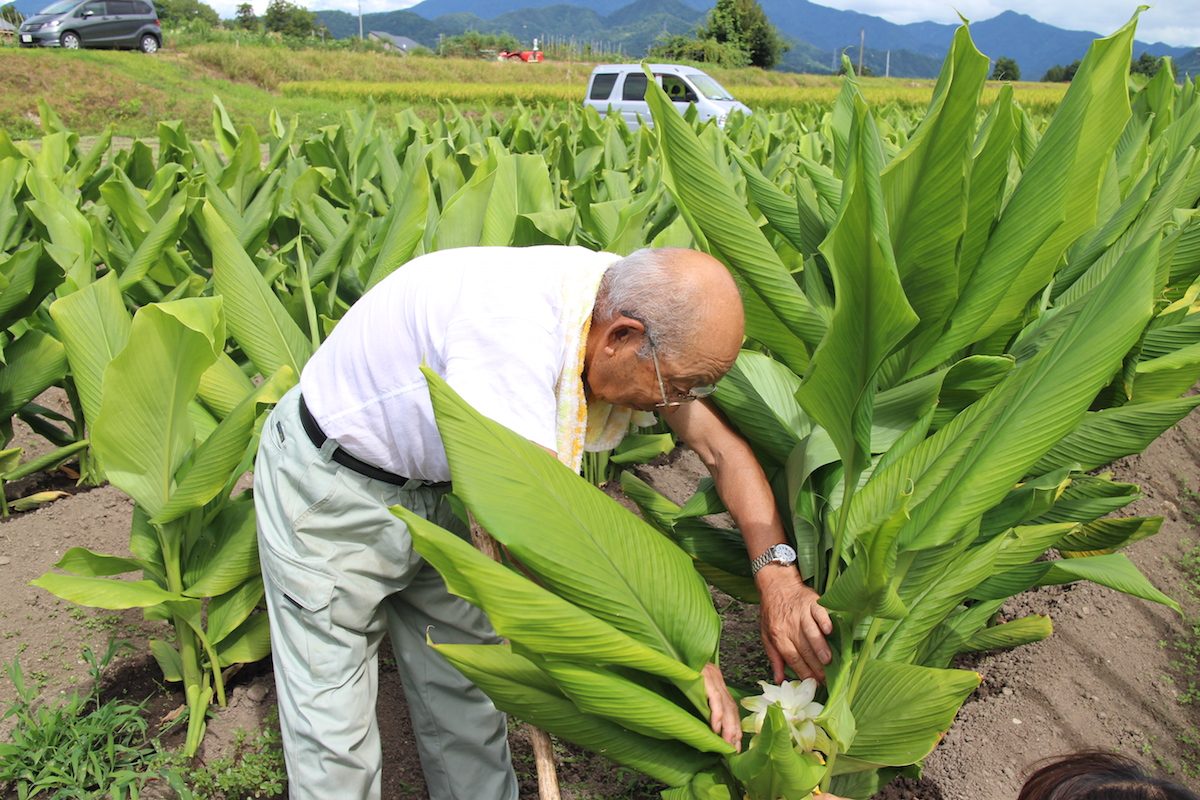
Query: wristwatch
[[750, 543, 798, 576]]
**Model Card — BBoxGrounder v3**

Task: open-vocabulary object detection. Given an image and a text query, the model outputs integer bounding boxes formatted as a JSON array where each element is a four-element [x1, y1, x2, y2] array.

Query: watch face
[[773, 544, 797, 564]]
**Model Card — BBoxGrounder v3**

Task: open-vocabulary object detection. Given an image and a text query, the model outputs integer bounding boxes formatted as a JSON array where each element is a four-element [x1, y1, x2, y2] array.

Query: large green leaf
[[206, 576, 265, 646], [183, 496, 261, 598], [879, 533, 1005, 662], [433, 643, 717, 787], [423, 367, 720, 671], [711, 350, 808, 466], [0, 329, 68, 420], [1131, 342, 1200, 402], [30, 573, 183, 609], [402, 507, 702, 685], [53, 547, 146, 578], [49, 271, 132, 433], [197, 353, 257, 420], [911, 14, 1139, 372], [92, 298, 224, 518], [1056, 146, 1199, 308], [1058, 516, 1162, 557], [881, 25, 988, 338], [957, 86, 1020, 293], [430, 145, 517, 248], [118, 190, 188, 291], [798, 92, 919, 479], [215, 611, 272, 667], [646, 69, 824, 366], [971, 552, 1180, 613], [844, 659, 980, 766], [729, 146, 824, 257], [1029, 474, 1139, 524], [897, 235, 1157, 551], [822, 503, 908, 621], [364, 165, 429, 290], [154, 366, 295, 525], [25, 169, 93, 288], [203, 202, 312, 379], [0, 243, 64, 332], [543, 661, 732, 753], [1031, 394, 1200, 474], [962, 615, 1053, 652]]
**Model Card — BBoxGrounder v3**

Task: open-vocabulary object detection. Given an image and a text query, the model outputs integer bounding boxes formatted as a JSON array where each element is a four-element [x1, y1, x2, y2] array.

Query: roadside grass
[[0, 48, 337, 139], [1, 41, 1067, 141], [1161, 476, 1200, 779]]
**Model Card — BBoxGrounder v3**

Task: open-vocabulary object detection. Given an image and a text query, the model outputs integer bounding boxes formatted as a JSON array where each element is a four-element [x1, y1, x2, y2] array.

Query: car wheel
[[60, 31, 81, 49], [139, 34, 158, 53]]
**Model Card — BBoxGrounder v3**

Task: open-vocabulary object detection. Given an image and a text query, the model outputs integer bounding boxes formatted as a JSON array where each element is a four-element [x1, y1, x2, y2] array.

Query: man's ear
[[604, 315, 646, 353]]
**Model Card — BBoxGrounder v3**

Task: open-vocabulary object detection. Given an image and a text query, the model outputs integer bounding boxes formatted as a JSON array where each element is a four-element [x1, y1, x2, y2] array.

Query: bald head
[[593, 248, 745, 365]]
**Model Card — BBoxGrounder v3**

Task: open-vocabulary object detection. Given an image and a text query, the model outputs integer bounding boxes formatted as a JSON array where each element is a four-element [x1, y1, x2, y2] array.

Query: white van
[[583, 64, 751, 129]]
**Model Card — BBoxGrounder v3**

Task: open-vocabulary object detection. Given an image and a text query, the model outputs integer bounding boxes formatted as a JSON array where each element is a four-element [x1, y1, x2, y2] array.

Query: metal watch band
[[750, 544, 794, 576]]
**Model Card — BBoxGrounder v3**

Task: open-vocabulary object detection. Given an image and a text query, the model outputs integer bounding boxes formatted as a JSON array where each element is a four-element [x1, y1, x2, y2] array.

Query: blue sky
[[211, 0, 1197, 49]]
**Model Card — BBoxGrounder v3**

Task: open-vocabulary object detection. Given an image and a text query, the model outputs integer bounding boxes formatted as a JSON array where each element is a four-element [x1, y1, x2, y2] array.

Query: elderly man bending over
[[253, 245, 833, 799]]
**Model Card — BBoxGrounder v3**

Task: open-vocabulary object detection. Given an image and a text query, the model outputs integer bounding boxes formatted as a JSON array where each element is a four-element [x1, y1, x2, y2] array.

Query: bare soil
[[2, 405, 1198, 799]]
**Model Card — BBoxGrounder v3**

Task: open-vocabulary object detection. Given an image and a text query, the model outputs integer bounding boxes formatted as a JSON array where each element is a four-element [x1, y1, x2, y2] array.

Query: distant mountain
[[317, 0, 706, 59], [1177, 49, 1200, 77], [404, 0, 706, 19], [745, 2, 1190, 80], [969, 11, 1190, 80], [388, 0, 1195, 80], [316, 9, 465, 43]]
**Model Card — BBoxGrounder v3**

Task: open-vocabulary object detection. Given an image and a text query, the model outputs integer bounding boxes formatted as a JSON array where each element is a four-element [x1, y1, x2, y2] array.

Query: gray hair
[[593, 248, 707, 361]]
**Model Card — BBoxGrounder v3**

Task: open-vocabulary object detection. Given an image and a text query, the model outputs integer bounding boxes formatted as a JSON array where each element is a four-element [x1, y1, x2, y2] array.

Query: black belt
[[298, 395, 448, 488]]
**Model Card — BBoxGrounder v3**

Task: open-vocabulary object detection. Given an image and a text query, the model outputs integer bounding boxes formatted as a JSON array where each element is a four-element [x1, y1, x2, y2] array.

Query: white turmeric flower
[[740, 678, 827, 752]]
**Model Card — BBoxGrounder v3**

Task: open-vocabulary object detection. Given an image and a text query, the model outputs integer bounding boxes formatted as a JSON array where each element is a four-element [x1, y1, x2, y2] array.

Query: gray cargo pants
[[253, 386, 518, 800]]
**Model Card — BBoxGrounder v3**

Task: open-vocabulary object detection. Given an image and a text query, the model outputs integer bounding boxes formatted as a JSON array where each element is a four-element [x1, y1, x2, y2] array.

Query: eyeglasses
[[620, 309, 718, 408], [647, 343, 716, 408]]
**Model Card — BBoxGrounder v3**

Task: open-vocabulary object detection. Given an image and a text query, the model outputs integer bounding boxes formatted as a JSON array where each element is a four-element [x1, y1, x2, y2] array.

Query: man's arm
[[665, 400, 832, 683]]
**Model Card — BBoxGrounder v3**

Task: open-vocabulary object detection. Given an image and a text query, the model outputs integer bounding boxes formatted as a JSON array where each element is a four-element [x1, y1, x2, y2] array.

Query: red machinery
[[498, 48, 543, 62]]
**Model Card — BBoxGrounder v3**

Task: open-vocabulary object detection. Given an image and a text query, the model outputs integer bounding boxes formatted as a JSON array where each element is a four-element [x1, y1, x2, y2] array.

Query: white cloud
[[813, 1, 1197, 47]]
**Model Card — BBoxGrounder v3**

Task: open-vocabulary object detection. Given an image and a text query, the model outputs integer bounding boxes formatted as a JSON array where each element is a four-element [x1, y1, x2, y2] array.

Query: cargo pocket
[[261, 541, 354, 688]]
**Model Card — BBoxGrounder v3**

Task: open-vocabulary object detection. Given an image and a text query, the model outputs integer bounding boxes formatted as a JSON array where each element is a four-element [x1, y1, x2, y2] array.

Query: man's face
[[587, 325, 735, 412]]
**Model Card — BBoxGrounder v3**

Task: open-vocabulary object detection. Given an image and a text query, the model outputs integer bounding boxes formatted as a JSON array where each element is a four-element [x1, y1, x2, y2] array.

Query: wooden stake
[[469, 516, 562, 800]]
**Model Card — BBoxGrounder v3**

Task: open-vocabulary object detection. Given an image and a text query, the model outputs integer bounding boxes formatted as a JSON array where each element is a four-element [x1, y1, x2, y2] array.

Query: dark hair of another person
[[1018, 752, 1200, 800]]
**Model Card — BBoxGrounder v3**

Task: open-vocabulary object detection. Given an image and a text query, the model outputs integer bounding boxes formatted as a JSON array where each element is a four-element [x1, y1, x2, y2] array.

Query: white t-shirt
[[298, 245, 621, 482]]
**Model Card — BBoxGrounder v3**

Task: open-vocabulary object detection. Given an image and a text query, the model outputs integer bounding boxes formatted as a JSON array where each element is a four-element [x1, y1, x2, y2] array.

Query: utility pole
[[357, 0, 363, 40], [857, 28, 865, 77], [885, 50, 890, 78]]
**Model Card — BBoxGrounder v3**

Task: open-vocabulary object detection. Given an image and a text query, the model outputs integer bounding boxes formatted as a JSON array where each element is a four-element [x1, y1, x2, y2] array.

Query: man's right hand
[[757, 566, 833, 683]]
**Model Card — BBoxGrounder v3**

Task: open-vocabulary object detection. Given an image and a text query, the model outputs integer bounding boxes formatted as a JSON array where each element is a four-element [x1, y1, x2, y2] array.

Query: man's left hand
[[758, 567, 833, 683], [701, 663, 742, 752]]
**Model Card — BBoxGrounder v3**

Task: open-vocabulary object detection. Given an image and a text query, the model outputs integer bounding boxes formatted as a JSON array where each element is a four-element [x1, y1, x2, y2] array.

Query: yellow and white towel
[[554, 263, 655, 472]]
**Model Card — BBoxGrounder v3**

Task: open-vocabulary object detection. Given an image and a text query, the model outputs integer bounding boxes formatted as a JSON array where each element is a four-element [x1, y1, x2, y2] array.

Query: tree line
[[995, 50, 1165, 82]]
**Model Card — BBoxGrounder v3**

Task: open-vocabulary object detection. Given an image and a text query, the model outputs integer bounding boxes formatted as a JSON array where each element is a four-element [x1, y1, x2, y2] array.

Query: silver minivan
[[18, 0, 162, 52], [584, 64, 751, 129]]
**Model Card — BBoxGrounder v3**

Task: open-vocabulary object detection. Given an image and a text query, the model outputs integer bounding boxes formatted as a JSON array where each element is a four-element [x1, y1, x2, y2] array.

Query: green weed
[[158, 710, 287, 799], [0, 641, 159, 798]]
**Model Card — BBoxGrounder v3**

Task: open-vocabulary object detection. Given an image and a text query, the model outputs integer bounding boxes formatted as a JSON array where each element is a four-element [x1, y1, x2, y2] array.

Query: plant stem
[[824, 460, 858, 595], [294, 229, 321, 350], [159, 520, 206, 757], [819, 630, 855, 792]]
